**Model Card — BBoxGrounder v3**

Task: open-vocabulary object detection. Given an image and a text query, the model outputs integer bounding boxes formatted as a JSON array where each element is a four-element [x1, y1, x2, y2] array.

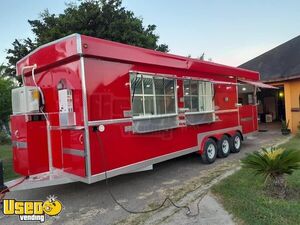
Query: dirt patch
[[266, 186, 300, 201]]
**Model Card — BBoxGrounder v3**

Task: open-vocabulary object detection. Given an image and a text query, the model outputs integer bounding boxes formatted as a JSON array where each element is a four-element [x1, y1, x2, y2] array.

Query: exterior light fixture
[[242, 87, 246, 91], [279, 92, 284, 98]]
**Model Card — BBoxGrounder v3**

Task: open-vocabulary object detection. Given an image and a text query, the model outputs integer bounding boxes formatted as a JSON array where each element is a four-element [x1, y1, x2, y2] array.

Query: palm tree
[[241, 147, 300, 198]]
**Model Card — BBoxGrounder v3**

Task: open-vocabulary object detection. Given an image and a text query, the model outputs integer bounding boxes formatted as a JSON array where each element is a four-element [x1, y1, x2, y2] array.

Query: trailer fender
[[199, 136, 218, 155], [198, 128, 242, 155], [236, 130, 244, 141]]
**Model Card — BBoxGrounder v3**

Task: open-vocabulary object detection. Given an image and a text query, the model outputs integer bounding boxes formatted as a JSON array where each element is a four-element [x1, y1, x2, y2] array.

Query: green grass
[[0, 144, 19, 181], [212, 137, 300, 225]]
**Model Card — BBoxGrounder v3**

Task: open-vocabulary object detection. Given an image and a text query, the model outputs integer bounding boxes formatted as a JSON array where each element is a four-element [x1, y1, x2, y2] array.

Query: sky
[[0, 0, 300, 67]]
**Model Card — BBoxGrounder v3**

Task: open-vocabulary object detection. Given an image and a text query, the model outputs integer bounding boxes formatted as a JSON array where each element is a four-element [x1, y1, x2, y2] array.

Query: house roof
[[239, 35, 300, 82]]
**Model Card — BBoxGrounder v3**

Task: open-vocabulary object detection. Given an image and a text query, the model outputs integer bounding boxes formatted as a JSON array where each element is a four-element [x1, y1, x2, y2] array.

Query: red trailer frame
[[6, 34, 273, 190]]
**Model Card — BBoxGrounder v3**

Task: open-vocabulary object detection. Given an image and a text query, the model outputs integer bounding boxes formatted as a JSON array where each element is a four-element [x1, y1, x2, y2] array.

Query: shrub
[[0, 130, 11, 145], [241, 147, 300, 198]]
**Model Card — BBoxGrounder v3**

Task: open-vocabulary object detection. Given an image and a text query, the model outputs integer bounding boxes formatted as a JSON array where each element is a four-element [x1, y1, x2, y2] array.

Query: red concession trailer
[[5, 34, 274, 190]]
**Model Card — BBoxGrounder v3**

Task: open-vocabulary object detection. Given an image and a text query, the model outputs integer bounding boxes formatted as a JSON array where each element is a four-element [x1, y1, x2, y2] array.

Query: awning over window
[[239, 79, 278, 89]]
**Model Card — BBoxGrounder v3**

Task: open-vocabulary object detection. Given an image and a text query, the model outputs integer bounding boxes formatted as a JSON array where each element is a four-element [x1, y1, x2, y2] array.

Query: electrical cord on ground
[[0, 176, 29, 208], [94, 128, 207, 217]]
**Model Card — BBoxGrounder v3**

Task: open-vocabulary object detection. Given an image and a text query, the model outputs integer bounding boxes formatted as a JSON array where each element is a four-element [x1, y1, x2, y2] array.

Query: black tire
[[201, 138, 217, 164], [217, 135, 231, 158], [230, 132, 242, 153]]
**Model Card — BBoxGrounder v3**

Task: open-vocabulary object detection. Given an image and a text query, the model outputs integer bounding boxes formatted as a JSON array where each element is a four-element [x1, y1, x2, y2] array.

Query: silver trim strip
[[76, 34, 82, 54], [50, 126, 85, 130], [215, 109, 238, 114], [12, 141, 27, 149], [236, 77, 241, 126], [89, 146, 199, 183], [128, 70, 240, 85], [88, 112, 240, 127], [129, 70, 177, 79], [88, 118, 132, 126], [63, 148, 86, 157], [78, 35, 91, 179], [185, 110, 215, 115], [132, 113, 178, 121], [240, 117, 253, 122]]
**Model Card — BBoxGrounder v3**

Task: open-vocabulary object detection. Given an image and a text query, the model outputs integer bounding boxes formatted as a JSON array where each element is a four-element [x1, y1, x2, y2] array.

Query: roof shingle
[[239, 35, 300, 82]]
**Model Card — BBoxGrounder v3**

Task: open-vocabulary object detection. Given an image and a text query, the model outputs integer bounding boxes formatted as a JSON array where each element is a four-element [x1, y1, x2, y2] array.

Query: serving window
[[183, 80, 214, 113], [238, 83, 256, 105], [130, 73, 177, 117], [130, 72, 178, 133], [183, 79, 215, 125]]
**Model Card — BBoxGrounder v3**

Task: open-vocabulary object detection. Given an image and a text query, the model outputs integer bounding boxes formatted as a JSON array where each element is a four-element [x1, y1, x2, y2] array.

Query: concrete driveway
[[0, 124, 289, 225]]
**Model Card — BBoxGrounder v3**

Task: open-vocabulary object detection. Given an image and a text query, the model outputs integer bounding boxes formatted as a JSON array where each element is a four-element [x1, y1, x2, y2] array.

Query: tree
[[0, 64, 16, 135], [6, 38, 37, 80], [5, 0, 169, 77]]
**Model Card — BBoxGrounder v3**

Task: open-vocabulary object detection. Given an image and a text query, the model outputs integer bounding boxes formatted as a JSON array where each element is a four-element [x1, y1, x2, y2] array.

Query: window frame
[[130, 72, 178, 120], [183, 79, 215, 115]]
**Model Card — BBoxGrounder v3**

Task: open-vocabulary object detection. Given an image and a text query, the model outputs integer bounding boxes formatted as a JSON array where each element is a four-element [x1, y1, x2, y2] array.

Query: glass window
[[165, 79, 175, 95], [199, 81, 214, 111], [131, 73, 177, 117], [130, 75, 142, 94], [238, 84, 255, 105], [184, 96, 191, 109], [144, 96, 155, 115], [132, 96, 143, 116], [156, 96, 165, 114], [154, 78, 164, 95], [143, 77, 154, 94], [184, 80, 199, 112], [166, 96, 176, 114], [184, 80, 190, 96], [184, 79, 214, 113], [191, 80, 198, 95], [191, 96, 199, 112]]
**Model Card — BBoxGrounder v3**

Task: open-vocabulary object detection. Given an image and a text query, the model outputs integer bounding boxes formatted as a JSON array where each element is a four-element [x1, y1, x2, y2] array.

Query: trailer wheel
[[230, 132, 242, 153], [217, 135, 230, 158], [201, 138, 217, 164]]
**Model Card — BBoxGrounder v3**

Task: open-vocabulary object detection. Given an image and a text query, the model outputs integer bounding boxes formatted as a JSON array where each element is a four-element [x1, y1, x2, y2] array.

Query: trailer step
[[5, 169, 76, 191]]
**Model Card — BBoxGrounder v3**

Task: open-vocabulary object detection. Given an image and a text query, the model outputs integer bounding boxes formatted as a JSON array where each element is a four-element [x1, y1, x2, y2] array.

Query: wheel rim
[[222, 140, 229, 154], [207, 144, 216, 159], [234, 136, 241, 149]]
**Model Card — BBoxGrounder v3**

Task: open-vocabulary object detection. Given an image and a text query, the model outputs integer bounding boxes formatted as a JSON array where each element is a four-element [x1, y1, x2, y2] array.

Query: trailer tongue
[[5, 34, 275, 192]]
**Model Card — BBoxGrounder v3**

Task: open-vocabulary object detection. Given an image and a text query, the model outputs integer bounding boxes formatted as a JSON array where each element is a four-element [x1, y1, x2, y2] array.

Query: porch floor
[[258, 121, 281, 132]]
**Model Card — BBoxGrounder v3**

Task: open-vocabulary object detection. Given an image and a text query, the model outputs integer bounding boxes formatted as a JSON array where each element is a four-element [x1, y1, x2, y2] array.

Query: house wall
[[270, 79, 300, 133]]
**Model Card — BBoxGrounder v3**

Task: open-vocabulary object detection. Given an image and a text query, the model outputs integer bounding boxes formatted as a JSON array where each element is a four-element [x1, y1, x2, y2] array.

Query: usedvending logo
[[2, 195, 63, 223]]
